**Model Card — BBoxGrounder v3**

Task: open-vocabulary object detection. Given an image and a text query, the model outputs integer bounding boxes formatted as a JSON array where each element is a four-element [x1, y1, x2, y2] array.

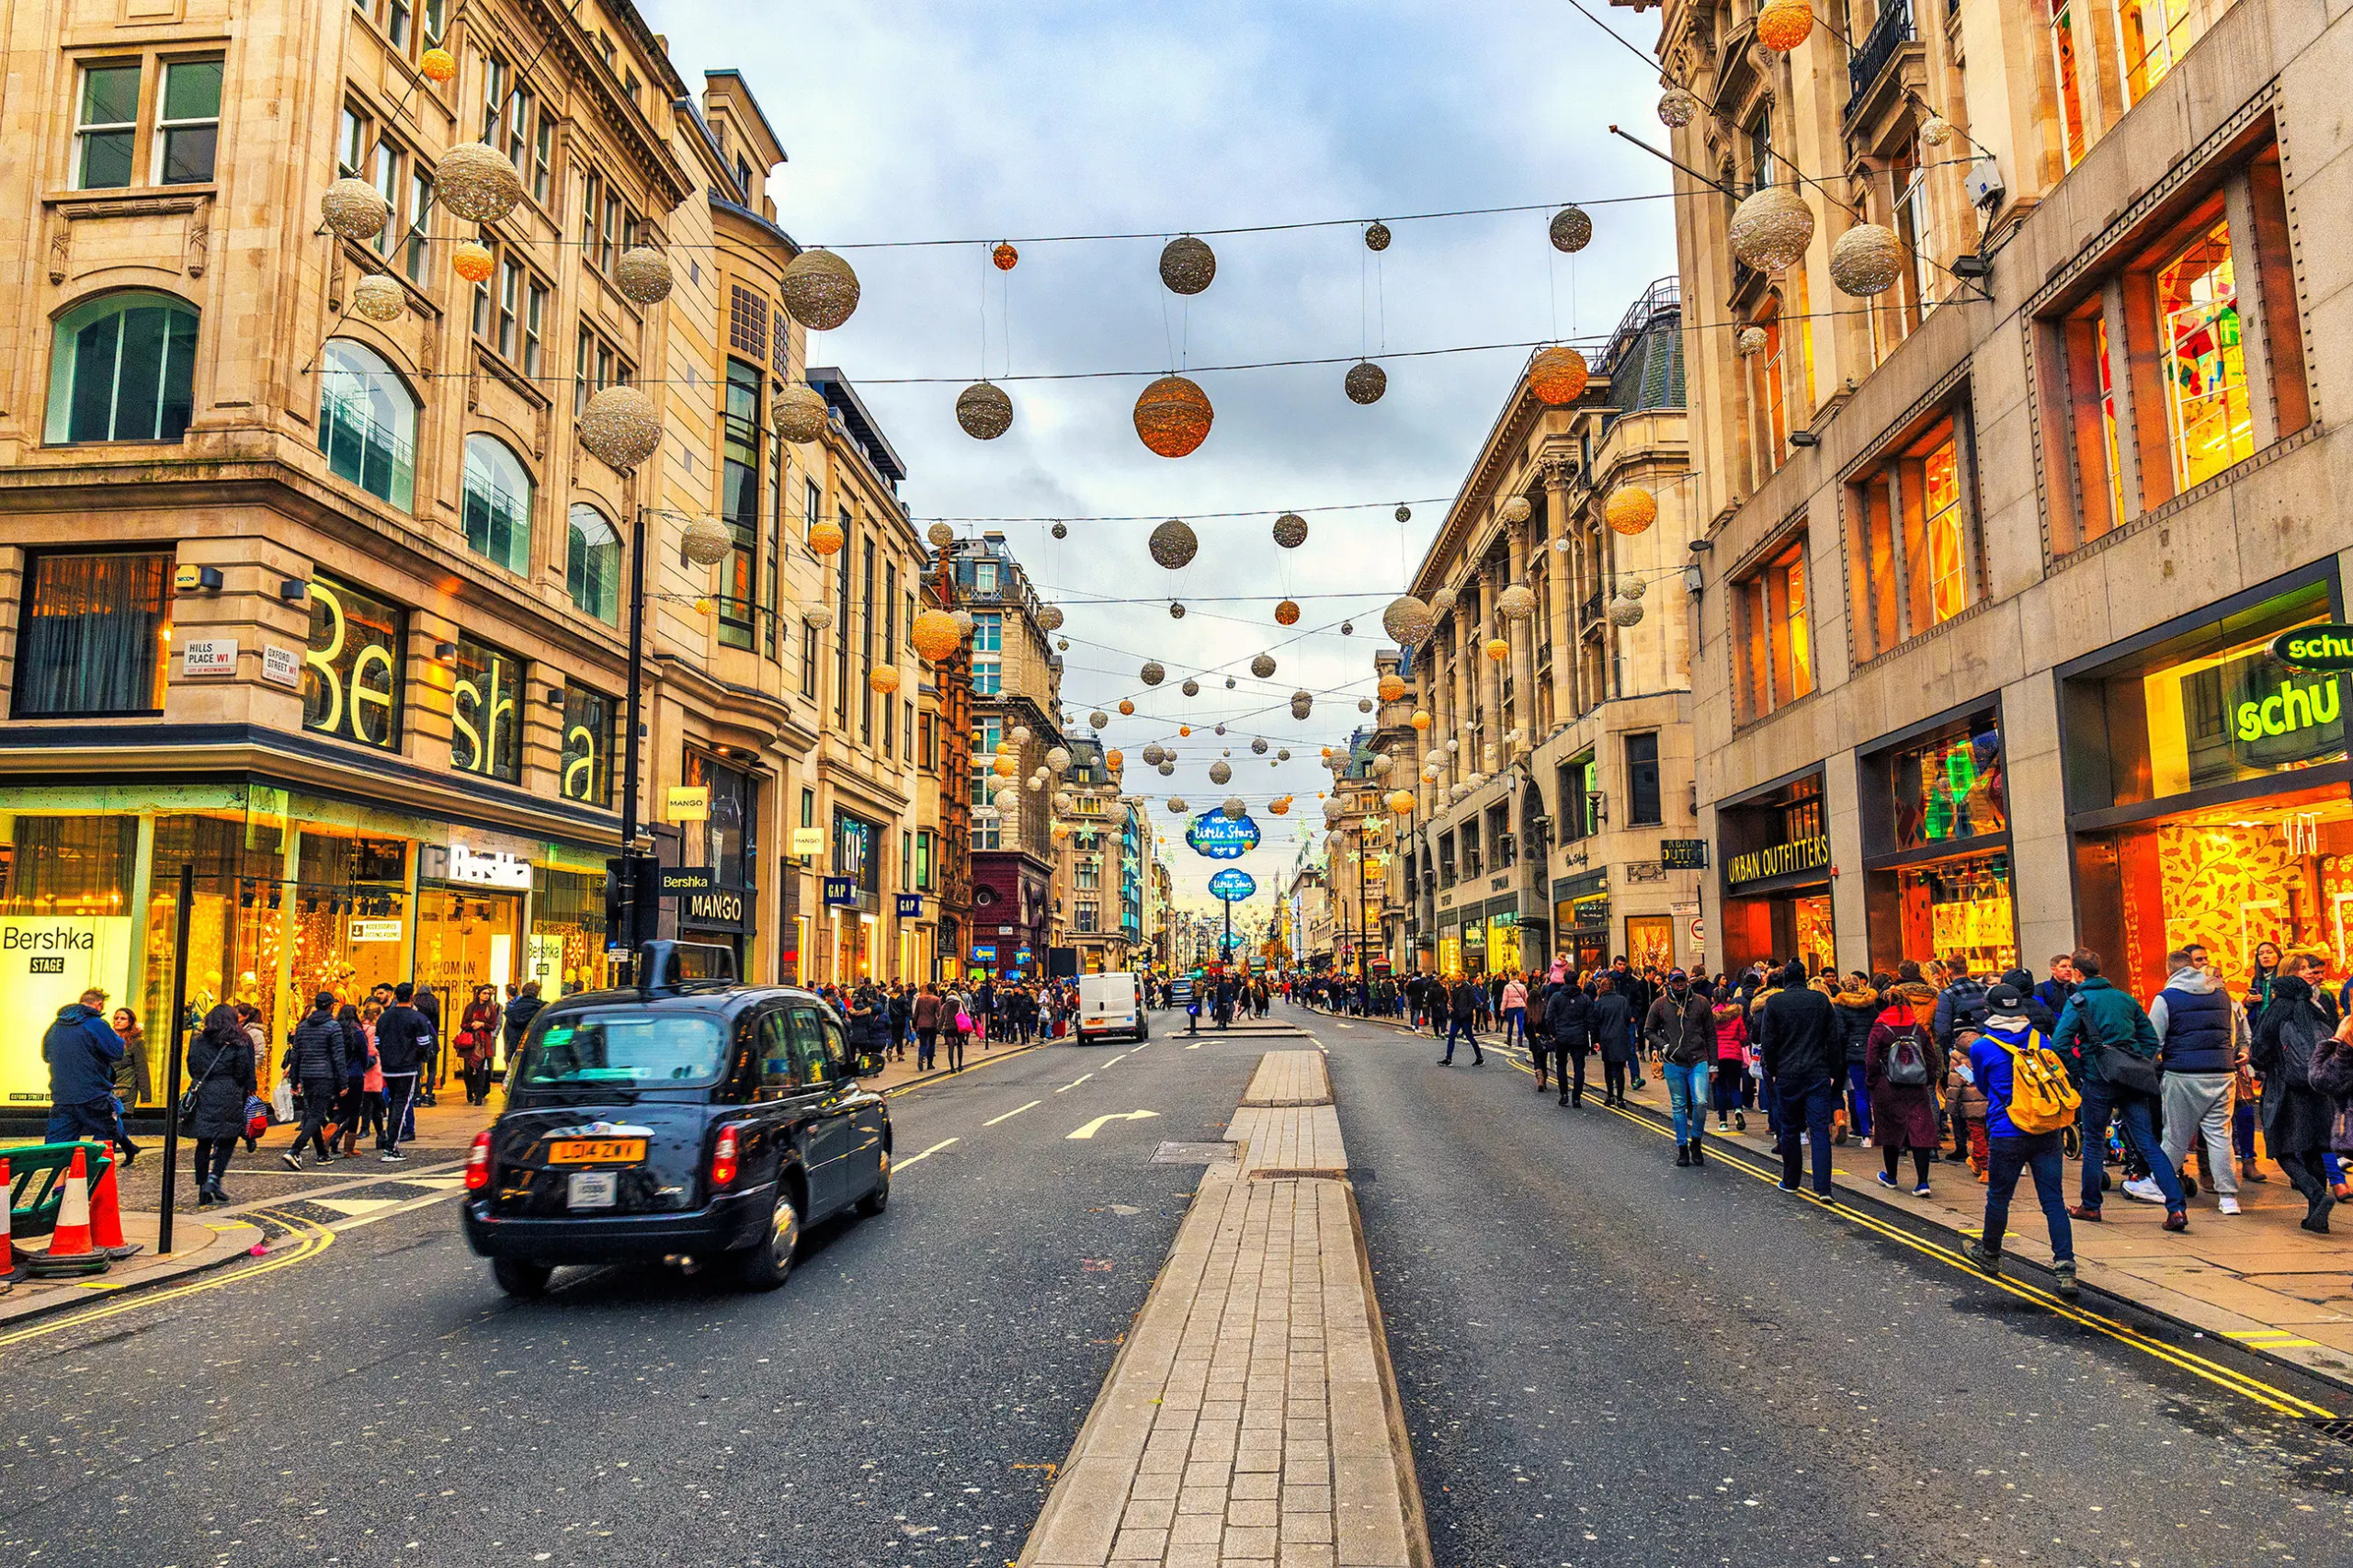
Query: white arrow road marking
[[983, 1099, 1041, 1127], [1054, 1073, 1096, 1094], [1067, 1110, 1162, 1141], [896, 1138, 960, 1168], [1185, 1041, 1202, 1050]]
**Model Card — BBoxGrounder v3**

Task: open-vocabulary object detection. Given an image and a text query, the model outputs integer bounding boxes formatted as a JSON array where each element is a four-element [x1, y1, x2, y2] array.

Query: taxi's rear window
[[515, 1011, 726, 1087]]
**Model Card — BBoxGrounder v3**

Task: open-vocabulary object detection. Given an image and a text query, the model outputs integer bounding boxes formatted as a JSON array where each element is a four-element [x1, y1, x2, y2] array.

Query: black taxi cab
[[460, 942, 892, 1297]]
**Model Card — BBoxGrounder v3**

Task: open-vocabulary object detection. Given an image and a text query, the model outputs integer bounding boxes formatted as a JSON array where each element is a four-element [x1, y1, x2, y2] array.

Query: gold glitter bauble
[[1148, 517, 1199, 568], [1757, 0, 1813, 51], [1729, 185, 1815, 272], [576, 385, 664, 471], [349, 274, 405, 323], [322, 178, 392, 243], [681, 517, 733, 566], [1273, 513, 1308, 548], [910, 608, 964, 660], [781, 249, 861, 331], [1252, 653, 1278, 678], [956, 380, 1014, 439], [1365, 221, 1392, 252], [1159, 235, 1216, 295], [1829, 222, 1905, 297], [808, 518, 847, 555], [614, 246, 676, 304], [1381, 595, 1435, 645], [1345, 360, 1387, 404], [437, 142, 524, 223], [1605, 486, 1659, 535], [1549, 205, 1593, 254], [1275, 600, 1301, 626], [451, 240, 494, 283]]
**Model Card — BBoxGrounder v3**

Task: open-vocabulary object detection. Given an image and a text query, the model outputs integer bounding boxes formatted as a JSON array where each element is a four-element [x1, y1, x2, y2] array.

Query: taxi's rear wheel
[[857, 1154, 891, 1217], [735, 1188, 800, 1291], [492, 1259, 552, 1298]]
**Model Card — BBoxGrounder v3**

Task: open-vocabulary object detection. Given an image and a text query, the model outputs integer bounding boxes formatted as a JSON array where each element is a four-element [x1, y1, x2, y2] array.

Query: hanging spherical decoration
[[322, 178, 393, 243], [1410, 709, 1432, 732], [1157, 760, 1176, 777], [1395, 504, 1412, 523], [452, 240, 495, 284], [1657, 87, 1701, 128], [1277, 748, 1292, 761], [1209, 760, 1232, 785], [993, 240, 1019, 271], [1829, 222, 1905, 297], [1037, 604, 1065, 632], [681, 516, 733, 566], [576, 386, 664, 471], [1340, 620, 1356, 636], [1011, 725, 1033, 746], [1119, 699, 1136, 715], [1608, 595, 1647, 627], [870, 665, 903, 695], [1500, 495, 1533, 528], [1362, 220, 1394, 253], [1605, 486, 1659, 535], [1251, 736, 1269, 755], [1496, 584, 1539, 622], [1181, 678, 1200, 698], [1530, 346, 1591, 404], [992, 754, 1017, 778], [1159, 235, 1217, 295], [1729, 185, 1816, 272], [1216, 725, 1227, 736], [956, 380, 1015, 440], [1220, 796, 1245, 820], [1358, 698, 1374, 713], [1245, 653, 1276, 682], [1087, 710, 1108, 731], [1141, 661, 1165, 686], [1620, 574, 1649, 602], [995, 788, 1020, 812], [420, 46, 458, 83], [1269, 795, 1291, 813], [437, 142, 524, 222], [1381, 594, 1435, 645], [1549, 205, 1593, 254], [1169, 602, 1187, 619], [805, 604, 837, 631], [1147, 517, 1200, 569], [1134, 376, 1213, 458], [1052, 790, 1075, 813], [1920, 114, 1956, 148], [767, 385, 827, 446], [910, 609, 964, 661], [1272, 600, 1302, 628], [1377, 674, 1407, 702], [807, 517, 847, 555], [1345, 360, 1387, 404], [349, 273, 405, 323], [780, 248, 861, 330], [1290, 698, 1313, 721], [1757, 0, 1814, 51], [1047, 745, 1073, 774], [614, 246, 676, 305], [1272, 512, 1308, 549], [1735, 325, 1768, 358], [1387, 790, 1416, 815], [1224, 676, 1236, 689], [1429, 586, 1457, 618], [1483, 636, 1510, 662], [1050, 521, 1069, 540], [1106, 748, 1124, 770], [1142, 744, 1164, 766], [950, 608, 976, 638]]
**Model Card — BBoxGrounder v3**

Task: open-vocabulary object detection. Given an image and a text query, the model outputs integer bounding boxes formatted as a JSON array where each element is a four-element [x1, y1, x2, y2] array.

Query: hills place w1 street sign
[[1209, 869, 1258, 902], [1187, 812, 1261, 859]]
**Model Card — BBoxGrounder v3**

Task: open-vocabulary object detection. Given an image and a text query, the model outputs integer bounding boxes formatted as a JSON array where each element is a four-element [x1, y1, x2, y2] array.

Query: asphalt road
[[1299, 1006, 2353, 1568], [0, 1023, 1262, 1568]]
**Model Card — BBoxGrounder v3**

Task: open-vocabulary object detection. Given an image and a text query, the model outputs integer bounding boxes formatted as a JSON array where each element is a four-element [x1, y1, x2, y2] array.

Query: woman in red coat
[[1865, 982, 1946, 1195]]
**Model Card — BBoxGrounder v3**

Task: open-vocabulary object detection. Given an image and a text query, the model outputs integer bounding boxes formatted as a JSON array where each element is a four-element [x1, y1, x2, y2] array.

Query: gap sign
[[1186, 812, 1261, 860]]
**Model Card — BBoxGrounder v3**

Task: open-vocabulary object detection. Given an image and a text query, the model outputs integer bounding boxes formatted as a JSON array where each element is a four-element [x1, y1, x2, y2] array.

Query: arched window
[[45, 291, 199, 445], [461, 434, 532, 575], [317, 338, 417, 511], [567, 503, 620, 624]]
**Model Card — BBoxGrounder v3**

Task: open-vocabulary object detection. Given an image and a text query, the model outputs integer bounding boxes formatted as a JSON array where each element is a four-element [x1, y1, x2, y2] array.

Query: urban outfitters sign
[[1724, 834, 1830, 889]]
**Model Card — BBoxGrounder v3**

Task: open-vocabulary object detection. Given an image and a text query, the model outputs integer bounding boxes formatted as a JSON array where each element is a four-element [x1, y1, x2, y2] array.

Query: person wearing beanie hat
[[1756, 958, 1843, 1194], [281, 990, 349, 1169], [1965, 983, 2078, 1297]]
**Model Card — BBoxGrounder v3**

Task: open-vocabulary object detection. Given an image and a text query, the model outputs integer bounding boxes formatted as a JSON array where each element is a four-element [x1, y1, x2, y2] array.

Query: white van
[[1077, 971, 1148, 1043]]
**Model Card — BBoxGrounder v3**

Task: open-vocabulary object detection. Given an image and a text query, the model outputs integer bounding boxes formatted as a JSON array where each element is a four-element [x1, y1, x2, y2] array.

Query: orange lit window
[[1734, 536, 1813, 721], [1849, 414, 1977, 659], [2049, 0, 2087, 166], [2120, 0, 2193, 106], [2156, 220, 2253, 492], [1750, 300, 1789, 479]]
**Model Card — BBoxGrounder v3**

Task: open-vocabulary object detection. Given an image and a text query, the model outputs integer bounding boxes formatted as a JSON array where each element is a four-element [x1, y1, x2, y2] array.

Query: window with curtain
[[461, 434, 533, 575], [13, 551, 172, 716], [316, 337, 417, 511], [566, 504, 620, 624], [46, 291, 199, 445]]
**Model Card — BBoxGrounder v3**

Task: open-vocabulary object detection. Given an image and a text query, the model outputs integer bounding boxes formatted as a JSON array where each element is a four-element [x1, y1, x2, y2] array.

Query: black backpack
[[1886, 1026, 1931, 1086]]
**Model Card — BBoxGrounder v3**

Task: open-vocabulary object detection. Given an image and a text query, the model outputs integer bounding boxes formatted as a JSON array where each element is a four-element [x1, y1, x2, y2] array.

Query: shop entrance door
[[416, 888, 523, 1084], [1793, 894, 1836, 976]]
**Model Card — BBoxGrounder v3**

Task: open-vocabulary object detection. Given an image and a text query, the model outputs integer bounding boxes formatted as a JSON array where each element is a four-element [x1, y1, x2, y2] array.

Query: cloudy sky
[[651, 0, 1678, 919]]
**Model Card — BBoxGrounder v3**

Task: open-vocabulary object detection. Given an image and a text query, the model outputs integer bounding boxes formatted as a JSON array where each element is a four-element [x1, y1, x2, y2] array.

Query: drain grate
[[2305, 1417, 2353, 1446]]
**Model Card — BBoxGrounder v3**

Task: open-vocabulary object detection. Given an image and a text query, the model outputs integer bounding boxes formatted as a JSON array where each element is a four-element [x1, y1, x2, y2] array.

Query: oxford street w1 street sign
[[1209, 869, 1258, 902], [1187, 812, 1261, 859]]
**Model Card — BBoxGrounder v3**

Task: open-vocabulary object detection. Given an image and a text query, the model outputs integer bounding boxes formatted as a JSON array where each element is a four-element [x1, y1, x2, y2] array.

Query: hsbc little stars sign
[[1186, 812, 1261, 860]]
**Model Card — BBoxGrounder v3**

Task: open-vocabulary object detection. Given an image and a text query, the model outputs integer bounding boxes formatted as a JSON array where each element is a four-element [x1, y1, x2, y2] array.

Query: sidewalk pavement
[[1019, 1049, 1427, 1568], [1341, 1007, 2353, 1393], [2, 1208, 266, 1327]]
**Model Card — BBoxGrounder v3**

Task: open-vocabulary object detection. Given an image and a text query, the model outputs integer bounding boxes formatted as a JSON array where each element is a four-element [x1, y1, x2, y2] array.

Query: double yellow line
[[0, 1208, 336, 1350], [1496, 1046, 2336, 1420]]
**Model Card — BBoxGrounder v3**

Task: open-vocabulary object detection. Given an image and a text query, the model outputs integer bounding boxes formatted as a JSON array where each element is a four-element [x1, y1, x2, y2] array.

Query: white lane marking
[[307, 1198, 401, 1218], [1334, 1021, 1355, 1029], [1054, 1073, 1096, 1093], [1103, 1052, 1131, 1068], [983, 1099, 1041, 1127], [1185, 1042, 1202, 1050], [1067, 1110, 1162, 1141], [896, 1138, 960, 1168]]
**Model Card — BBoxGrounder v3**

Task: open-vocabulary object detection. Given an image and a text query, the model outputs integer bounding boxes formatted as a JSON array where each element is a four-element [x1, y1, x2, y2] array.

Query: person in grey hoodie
[[2146, 943, 2244, 1214]]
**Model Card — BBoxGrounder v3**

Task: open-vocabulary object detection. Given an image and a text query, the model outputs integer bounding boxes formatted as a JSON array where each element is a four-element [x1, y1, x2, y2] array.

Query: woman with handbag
[[184, 1005, 257, 1207], [2251, 959, 2340, 1232], [459, 984, 501, 1106]]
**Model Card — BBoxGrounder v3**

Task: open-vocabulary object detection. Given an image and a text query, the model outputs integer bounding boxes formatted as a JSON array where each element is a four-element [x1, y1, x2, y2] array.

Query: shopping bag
[[271, 1077, 296, 1123]]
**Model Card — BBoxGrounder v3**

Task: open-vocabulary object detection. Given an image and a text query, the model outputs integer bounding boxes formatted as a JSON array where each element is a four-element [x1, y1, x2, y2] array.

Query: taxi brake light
[[710, 1125, 740, 1188], [464, 1129, 493, 1190]]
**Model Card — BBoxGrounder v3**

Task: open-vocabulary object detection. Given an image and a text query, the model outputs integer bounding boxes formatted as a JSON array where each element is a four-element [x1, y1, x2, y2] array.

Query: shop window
[[566, 504, 620, 625], [2041, 139, 2307, 551], [720, 359, 762, 650], [1892, 719, 2007, 847], [451, 635, 522, 783], [560, 686, 615, 807], [1626, 733, 1662, 826], [317, 338, 417, 512], [72, 55, 220, 190], [686, 751, 757, 889], [1849, 411, 1979, 659], [303, 575, 403, 750], [13, 551, 172, 717], [46, 291, 199, 445], [461, 434, 533, 575], [1733, 535, 1813, 721]]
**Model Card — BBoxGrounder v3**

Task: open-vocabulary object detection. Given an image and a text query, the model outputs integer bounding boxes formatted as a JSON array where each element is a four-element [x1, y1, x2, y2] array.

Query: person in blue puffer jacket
[[1964, 984, 2078, 1299], [2147, 943, 2245, 1215]]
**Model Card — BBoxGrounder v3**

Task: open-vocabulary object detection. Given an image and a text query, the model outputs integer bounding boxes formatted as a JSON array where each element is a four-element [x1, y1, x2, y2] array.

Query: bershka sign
[[1724, 834, 1830, 888], [445, 844, 532, 890]]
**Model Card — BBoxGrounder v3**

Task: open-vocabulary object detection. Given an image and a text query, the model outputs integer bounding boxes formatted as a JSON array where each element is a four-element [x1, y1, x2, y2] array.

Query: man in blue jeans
[[1645, 970, 1716, 1167], [1964, 983, 2079, 1298], [1754, 960, 1841, 1194], [2050, 949, 2189, 1232]]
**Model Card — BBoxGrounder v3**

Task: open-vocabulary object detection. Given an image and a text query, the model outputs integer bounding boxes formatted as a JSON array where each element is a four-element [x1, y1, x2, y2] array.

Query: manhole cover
[[1152, 1141, 1234, 1164]]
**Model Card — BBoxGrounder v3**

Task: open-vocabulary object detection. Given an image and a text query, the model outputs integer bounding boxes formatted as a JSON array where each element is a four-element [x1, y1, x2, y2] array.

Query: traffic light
[[604, 853, 662, 948]]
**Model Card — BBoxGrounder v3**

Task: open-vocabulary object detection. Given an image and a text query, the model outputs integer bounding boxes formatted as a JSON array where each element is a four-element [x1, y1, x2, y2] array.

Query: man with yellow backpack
[[1962, 982, 2085, 1299]]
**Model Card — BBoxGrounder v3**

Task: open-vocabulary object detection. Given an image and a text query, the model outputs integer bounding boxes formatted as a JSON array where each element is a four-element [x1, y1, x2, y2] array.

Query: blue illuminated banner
[[1209, 869, 1257, 903], [1186, 812, 1261, 859]]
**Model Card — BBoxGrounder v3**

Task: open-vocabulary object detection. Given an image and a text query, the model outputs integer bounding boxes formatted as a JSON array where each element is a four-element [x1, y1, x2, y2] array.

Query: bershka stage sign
[[1186, 812, 1261, 859], [1209, 869, 1257, 902]]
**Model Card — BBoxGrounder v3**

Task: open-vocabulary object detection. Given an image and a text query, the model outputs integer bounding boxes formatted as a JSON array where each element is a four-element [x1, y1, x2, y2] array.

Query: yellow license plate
[[547, 1138, 646, 1165]]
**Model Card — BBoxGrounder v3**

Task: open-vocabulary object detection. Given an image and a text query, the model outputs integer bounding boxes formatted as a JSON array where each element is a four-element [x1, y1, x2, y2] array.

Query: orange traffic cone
[[87, 1149, 142, 1262], [25, 1146, 111, 1278], [1, 1155, 21, 1287]]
